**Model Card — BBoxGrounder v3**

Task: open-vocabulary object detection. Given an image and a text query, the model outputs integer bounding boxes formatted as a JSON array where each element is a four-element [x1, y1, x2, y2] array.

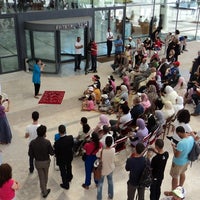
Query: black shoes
[[88, 69, 97, 73], [191, 113, 199, 116], [60, 183, 69, 190], [166, 136, 173, 141], [43, 189, 51, 198]]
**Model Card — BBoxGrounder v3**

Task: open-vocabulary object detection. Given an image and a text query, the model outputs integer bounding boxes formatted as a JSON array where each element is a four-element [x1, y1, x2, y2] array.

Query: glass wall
[[95, 8, 124, 55], [0, 17, 18, 73], [60, 28, 84, 61], [26, 27, 87, 73], [126, 4, 154, 38], [26, 31, 57, 73], [33, 32, 55, 60]]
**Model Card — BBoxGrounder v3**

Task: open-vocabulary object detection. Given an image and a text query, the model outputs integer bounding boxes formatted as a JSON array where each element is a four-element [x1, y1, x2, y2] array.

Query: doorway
[[25, 17, 91, 74]]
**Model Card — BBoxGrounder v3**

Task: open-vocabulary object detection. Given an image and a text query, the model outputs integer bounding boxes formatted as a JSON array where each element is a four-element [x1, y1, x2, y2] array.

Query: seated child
[[98, 94, 112, 113], [82, 95, 95, 111]]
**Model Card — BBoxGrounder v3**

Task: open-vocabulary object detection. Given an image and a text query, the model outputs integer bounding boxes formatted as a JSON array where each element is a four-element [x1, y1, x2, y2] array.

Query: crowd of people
[[0, 28, 200, 200]]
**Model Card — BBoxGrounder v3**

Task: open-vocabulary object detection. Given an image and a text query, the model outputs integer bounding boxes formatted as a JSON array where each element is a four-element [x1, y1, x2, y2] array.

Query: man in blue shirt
[[114, 35, 123, 55], [169, 126, 194, 190]]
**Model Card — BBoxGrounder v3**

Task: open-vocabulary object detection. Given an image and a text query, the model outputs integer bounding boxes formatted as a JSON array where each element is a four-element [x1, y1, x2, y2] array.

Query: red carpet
[[38, 91, 65, 104]]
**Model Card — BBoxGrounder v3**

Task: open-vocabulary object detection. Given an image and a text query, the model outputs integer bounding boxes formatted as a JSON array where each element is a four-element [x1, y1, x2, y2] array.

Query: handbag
[[93, 150, 103, 181], [82, 145, 97, 162]]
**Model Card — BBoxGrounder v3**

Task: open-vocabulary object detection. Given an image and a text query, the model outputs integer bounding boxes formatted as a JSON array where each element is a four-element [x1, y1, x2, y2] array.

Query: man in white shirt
[[74, 36, 83, 71], [25, 111, 40, 173], [106, 27, 114, 57]]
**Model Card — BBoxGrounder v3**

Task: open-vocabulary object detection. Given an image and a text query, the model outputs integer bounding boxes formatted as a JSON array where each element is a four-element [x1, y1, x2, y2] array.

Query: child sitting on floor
[[82, 95, 95, 111]]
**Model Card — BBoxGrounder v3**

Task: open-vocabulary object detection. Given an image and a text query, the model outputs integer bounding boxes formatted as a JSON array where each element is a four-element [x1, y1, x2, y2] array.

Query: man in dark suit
[[54, 125, 74, 190]]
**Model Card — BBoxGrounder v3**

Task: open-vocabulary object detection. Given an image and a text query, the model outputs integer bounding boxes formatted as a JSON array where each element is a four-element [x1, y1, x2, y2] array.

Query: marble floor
[[1, 41, 200, 200]]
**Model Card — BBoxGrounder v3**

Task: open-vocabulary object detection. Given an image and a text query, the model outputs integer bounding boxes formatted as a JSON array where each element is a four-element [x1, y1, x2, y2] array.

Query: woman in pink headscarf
[[140, 93, 151, 111], [122, 75, 130, 92], [93, 114, 110, 133]]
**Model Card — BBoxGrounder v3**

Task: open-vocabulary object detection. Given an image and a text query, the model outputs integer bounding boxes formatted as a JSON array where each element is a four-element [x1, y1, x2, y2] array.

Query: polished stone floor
[[0, 41, 200, 200]]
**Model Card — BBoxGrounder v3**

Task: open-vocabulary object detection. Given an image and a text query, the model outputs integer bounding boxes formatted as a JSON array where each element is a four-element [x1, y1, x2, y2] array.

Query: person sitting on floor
[[98, 94, 112, 113], [82, 95, 95, 111], [93, 84, 101, 105]]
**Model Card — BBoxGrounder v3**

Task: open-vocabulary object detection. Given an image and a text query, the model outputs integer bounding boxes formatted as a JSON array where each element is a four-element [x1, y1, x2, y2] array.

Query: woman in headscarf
[[119, 85, 129, 102], [122, 76, 131, 92], [161, 85, 178, 105], [155, 110, 165, 126], [174, 76, 187, 97], [173, 96, 184, 115], [161, 101, 175, 120], [140, 93, 151, 111], [146, 85, 159, 113], [146, 114, 158, 133], [94, 114, 110, 133], [130, 118, 148, 147]]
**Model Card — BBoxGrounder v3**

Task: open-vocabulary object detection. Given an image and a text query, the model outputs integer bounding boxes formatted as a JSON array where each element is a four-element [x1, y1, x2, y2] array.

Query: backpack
[[138, 158, 153, 188], [188, 141, 200, 165]]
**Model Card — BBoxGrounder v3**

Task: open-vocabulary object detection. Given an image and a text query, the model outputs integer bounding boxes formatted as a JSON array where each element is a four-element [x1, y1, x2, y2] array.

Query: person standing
[[97, 136, 115, 200], [148, 139, 169, 200], [125, 142, 146, 200], [28, 125, 54, 198], [167, 126, 194, 191], [0, 95, 12, 144], [25, 111, 40, 173], [126, 36, 136, 66], [82, 132, 103, 189], [54, 125, 74, 190], [106, 27, 114, 57], [114, 35, 123, 55], [89, 40, 98, 73], [85, 40, 92, 74], [74, 36, 83, 71], [32, 59, 45, 99]]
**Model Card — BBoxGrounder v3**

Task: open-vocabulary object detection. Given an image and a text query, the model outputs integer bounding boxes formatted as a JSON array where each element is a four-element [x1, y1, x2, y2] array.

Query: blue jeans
[[194, 102, 200, 114], [97, 172, 114, 200], [84, 155, 97, 186]]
